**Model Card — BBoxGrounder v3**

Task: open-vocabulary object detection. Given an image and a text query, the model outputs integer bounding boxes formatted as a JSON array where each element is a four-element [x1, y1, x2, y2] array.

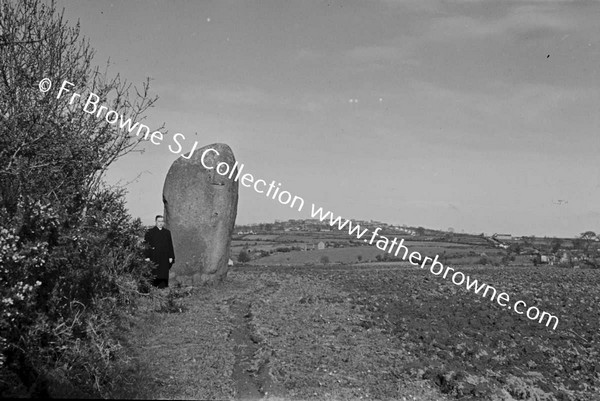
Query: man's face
[[156, 217, 165, 229]]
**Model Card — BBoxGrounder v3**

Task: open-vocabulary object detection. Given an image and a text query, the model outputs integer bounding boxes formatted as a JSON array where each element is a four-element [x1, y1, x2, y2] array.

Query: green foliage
[[508, 243, 522, 254], [237, 250, 251, 263], [579, 231, 598, 256], [156, 288, 189, 314], [572, 238, 584, 250], [580, 231, 597, 241], [0, 191, 153, 397], [0, 0, 157, 397], [521, 236, 534, 246], [550, 238, 562, 254], [0, 3, 157, 217]]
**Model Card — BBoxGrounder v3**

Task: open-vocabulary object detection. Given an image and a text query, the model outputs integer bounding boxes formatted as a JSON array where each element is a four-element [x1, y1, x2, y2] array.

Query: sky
[[54, 0, 600, 238]]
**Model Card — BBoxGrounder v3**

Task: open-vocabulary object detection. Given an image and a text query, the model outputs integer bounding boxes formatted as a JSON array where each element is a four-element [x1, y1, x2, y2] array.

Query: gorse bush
[[238, 250, 251, 263], [0, 191, 154, 397], [478, 255, 490, 265], [0, 0, 157, 397]]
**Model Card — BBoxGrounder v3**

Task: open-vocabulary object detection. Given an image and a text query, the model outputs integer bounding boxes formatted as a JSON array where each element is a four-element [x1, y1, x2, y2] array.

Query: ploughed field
[[126, 264, 600, 400], [238, 264, 600, 400]]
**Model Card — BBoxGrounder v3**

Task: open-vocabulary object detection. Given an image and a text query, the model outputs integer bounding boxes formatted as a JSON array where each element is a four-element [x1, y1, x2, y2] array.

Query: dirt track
[[119, 264, 600, 400]]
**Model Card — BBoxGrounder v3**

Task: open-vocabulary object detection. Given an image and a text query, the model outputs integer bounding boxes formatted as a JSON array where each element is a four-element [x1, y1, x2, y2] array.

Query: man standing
[[144, 215, 175, 288]]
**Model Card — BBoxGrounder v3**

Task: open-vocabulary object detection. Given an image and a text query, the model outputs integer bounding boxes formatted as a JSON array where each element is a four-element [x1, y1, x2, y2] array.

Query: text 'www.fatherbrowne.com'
[[152, 138, 561, 331], [40, 77, 559, 330], [308, 204, 560, 330]]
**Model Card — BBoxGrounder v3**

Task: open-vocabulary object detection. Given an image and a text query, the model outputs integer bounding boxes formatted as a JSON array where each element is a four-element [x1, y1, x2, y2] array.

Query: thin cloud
[[344, 44, 421, 67], [381, 0, 585, 42], [345, 45, 406, 62], [207, 85, 274, 107], [294, 48, 322, 62], [405, 79, 599, 152], [425, 10, 575, 42], [204, 84, 343, 115]]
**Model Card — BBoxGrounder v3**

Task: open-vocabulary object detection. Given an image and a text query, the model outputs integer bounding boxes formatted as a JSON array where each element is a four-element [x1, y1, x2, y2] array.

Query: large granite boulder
[[163, 143, 239, 285]]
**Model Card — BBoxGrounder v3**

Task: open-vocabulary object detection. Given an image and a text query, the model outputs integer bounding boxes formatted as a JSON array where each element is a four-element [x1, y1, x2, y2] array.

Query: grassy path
[[117, 268, 449, 400]]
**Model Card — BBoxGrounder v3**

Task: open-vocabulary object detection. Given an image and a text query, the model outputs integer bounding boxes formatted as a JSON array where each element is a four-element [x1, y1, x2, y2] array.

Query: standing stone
[[163, 143, 239, 285]]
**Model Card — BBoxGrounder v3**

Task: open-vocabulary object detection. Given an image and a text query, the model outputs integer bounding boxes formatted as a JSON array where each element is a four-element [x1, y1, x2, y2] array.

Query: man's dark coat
[[144, 226, 175, 280]]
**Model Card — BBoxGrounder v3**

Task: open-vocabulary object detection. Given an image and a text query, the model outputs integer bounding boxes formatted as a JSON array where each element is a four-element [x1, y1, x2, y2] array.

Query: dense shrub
[[478, 255, 490, 265], [238, 250, 251, 263], [0, 1, 157, 397], [0, 191, 154, 397]]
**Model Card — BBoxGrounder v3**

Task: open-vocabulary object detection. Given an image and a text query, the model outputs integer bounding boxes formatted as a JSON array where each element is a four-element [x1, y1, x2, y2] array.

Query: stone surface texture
[[163, 143, 238, 285]]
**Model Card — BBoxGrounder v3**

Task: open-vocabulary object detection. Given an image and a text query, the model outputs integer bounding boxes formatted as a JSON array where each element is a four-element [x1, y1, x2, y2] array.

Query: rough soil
[[116, 264, 599, 400]]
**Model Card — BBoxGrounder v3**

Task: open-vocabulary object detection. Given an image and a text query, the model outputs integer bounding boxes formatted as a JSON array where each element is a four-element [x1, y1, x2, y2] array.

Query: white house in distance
[[493, 233, 512, 241], [317, 241, 326, 250]]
